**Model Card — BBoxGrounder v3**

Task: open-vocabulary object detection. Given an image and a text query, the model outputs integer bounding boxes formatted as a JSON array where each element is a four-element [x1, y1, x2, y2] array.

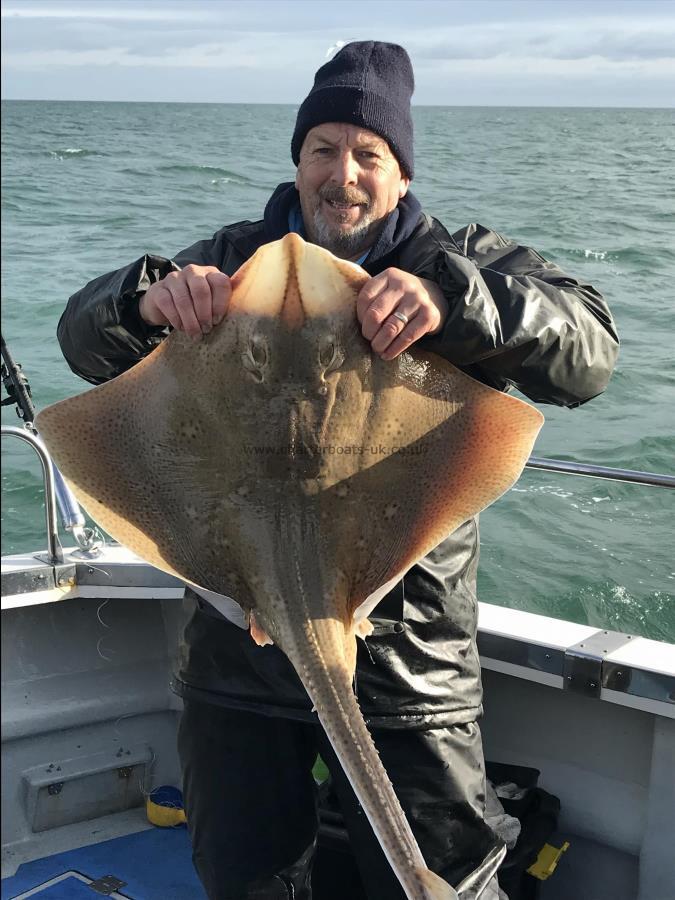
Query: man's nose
[[329, 151, 359, 186]]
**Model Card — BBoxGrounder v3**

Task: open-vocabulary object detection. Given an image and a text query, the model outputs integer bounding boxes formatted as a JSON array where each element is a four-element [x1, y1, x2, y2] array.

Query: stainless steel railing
[[1, 426, 63, 564], [2, 425, 103, 564], [525, 456, 675, 489]]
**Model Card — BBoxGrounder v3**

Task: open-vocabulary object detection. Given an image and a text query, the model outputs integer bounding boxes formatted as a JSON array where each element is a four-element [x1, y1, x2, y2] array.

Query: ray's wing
[[315, 349, 544, 618], [35, 235, 369, 600], [35, 334, 246, 594], [35, 235, 362, 599]]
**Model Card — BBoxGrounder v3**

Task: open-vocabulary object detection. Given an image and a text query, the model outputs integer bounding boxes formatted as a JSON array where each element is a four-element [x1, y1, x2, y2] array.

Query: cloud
[[2, 43, 265, 70], [1, 4, 207, 21], [4, 7, 674, 71], [5, 22, 673, 77], [1, 1, 673, 105], [409, 18, 675, 64], [1, 27, 327, 71]]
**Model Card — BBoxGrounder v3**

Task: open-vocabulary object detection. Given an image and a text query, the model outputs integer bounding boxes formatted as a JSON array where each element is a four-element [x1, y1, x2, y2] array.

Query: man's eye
[[314, 147, 332, 155]]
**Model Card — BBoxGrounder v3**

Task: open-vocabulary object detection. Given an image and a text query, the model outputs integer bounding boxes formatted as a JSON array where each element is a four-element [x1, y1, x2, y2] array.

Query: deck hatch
[[23, 745, 152, 833]]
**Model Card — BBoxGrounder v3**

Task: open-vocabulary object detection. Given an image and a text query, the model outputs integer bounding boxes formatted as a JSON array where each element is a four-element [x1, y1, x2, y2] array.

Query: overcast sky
[[2, 0, 674, 107]]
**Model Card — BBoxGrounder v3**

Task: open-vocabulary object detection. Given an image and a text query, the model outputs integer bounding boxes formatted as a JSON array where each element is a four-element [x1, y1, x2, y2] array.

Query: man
[[57, 42, 618, 900]]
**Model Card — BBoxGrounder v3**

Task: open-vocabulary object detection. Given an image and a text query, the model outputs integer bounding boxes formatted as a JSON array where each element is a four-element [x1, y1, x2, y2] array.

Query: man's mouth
[[324, 199, 364, 210]]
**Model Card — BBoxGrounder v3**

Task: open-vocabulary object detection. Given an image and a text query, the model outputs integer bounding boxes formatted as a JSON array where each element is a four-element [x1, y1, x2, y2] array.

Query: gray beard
[[311, 208, 377, 258]]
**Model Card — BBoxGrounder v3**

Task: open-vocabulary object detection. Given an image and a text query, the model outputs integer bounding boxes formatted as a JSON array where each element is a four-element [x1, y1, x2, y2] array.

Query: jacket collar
[[262, 182, 422, 268]]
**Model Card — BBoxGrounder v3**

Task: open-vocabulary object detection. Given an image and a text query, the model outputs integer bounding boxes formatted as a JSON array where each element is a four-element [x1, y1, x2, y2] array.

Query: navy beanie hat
[[291, 41, 415, 179]]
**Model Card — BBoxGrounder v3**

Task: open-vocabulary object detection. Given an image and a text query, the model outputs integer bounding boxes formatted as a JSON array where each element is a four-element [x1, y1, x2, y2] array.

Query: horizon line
[[1, 97, 673, 111]]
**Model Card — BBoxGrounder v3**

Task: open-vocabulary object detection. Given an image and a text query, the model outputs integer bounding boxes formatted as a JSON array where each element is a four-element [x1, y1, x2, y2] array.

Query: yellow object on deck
[[527, 841, 570, 880], [145, 786, 187, 827]]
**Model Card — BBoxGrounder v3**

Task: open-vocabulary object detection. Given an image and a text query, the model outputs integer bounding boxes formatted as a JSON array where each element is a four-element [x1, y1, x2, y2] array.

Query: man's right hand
[[138, 265, 231, 340]]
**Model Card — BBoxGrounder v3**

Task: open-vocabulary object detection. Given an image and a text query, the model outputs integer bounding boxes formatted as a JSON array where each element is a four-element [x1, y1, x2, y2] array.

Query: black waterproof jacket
[[58, 186, 619, 729]]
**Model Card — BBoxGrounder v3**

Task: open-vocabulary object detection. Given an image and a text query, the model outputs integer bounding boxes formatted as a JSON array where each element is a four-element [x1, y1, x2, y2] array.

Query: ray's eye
[[319, 342, 335, 367], [249, 339, 268, 366], [242, 337, 268, 382]]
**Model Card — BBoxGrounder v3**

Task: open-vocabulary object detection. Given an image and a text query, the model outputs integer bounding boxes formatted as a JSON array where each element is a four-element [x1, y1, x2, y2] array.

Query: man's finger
[[379, 317, 430, 360], [206, 271, 232, 325], [370, 307, 418, 354], [356, 272, 389, 323], [170, 285, 203, 340], [185, 271, 215, 333], [361, 285, 405, 341], [151, 287, 182, 332]]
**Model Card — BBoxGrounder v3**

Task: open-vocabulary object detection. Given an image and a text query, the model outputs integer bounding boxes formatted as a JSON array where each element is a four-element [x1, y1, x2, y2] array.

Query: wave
[[581, 435, 675, 473], [119, 167, 154, 178], [158, 163, 252, 184], [49, 148, 102, 160], [549, 245, 654, 267], [478, 581, 674, 643], [574, 581, 675, 643]]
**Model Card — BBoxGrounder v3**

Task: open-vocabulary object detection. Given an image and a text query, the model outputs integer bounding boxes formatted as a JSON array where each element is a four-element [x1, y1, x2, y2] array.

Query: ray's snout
[[229, 232, 368, 325]]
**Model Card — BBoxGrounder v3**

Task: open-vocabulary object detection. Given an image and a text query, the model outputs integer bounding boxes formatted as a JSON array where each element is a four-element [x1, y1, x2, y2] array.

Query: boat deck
[[544, 830, 639, 900], [1, 806, 642, 900], [1, 816, 197, 899], [2, 809, 644, 900]]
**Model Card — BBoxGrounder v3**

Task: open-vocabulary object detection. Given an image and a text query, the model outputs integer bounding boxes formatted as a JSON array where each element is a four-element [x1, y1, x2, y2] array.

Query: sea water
[[1, 100, 673, 641]]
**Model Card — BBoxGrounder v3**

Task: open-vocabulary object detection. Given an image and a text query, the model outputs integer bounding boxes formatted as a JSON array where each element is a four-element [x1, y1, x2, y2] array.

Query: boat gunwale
[[2, 544, 673, 718]]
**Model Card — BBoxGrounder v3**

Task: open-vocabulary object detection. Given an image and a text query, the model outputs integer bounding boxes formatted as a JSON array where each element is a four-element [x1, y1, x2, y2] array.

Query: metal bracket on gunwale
[[564, 629, 636, 698]]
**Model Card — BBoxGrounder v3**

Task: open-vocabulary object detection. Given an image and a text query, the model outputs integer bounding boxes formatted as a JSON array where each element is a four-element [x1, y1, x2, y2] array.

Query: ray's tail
[[285, 617, 458, 900]]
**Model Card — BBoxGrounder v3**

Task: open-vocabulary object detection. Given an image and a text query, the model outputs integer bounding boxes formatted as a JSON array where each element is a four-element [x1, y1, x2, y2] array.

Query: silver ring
[[392, 311, 409, 326]]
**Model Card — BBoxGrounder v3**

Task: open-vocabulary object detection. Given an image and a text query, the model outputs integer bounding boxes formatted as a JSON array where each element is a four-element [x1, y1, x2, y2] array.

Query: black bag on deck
[[485, 761, 561, 900]]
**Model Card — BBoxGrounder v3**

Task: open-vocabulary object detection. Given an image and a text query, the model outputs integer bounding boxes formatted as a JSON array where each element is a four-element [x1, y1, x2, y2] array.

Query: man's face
[[295, 123, 410, 260]]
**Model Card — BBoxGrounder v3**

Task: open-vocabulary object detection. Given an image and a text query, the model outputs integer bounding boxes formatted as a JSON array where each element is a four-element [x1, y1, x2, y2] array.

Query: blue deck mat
[[1, 826, 207, 900], [4, 873, 121, 899]]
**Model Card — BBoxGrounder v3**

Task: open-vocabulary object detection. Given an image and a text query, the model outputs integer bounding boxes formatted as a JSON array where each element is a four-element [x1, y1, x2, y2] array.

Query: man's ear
[[295, 170, 300, 190], [399, 176, 410, 199]]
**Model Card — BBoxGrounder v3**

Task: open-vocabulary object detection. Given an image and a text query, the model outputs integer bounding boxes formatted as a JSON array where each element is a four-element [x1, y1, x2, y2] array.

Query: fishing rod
[[1, 332, 35, 423], [1, 331, 101, 555]]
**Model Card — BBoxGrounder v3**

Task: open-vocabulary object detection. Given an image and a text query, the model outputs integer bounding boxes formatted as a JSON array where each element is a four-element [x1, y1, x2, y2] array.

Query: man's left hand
[[356, 269, 449, 360]]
